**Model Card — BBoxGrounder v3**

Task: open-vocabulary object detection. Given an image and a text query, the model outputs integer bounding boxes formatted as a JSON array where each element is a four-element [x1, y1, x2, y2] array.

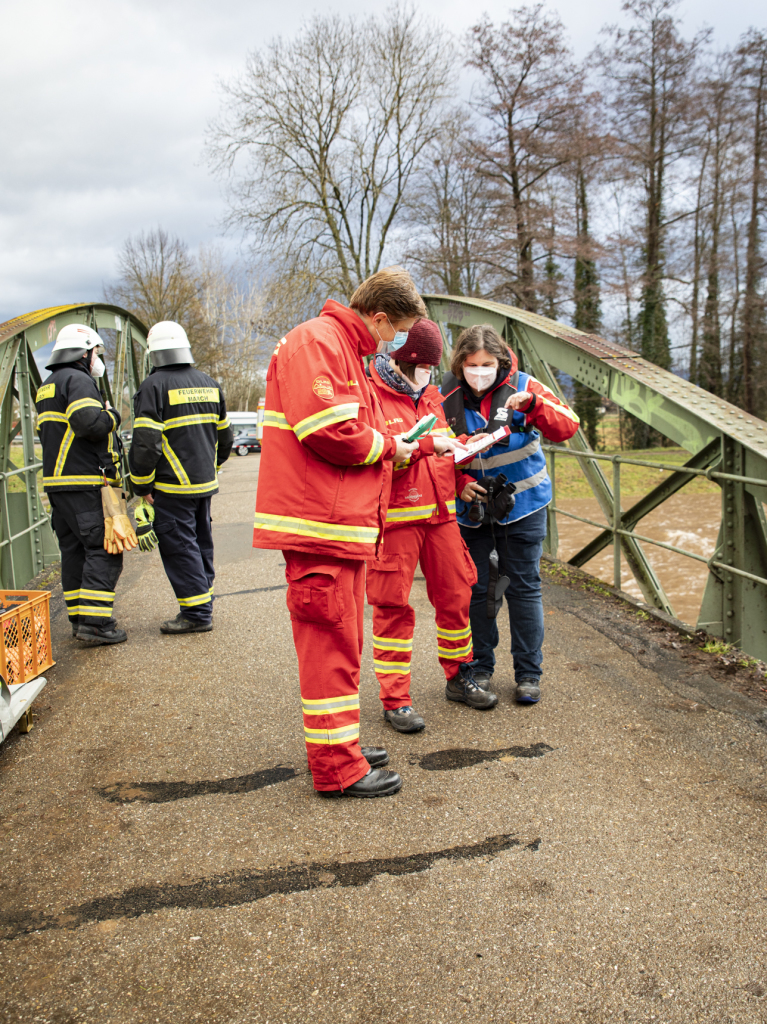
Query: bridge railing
[[544, 443, 767, 602], [423, 293, 767, 663]]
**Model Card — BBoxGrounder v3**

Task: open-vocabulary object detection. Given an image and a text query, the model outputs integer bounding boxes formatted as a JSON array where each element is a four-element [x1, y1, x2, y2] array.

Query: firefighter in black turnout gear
[[128, 321, 234, 633], [36, 324, 127, 645]]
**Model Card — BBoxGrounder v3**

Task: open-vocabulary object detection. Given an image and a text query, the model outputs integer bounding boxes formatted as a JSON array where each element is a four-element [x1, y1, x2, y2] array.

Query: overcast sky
[[1, 0, 763, 325]]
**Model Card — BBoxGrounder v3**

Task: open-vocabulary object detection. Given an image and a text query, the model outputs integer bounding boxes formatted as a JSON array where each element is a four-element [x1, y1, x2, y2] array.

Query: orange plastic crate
[[0, 590, 55, 685]]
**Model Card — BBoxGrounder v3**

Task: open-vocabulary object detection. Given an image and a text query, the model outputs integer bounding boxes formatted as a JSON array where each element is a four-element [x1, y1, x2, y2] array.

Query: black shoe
[[515, 679, 541, 703], [160, 614, 213, 634], [445, 663, 498, 709], [471, 669, 493, 691], [318, 768, 402, 798], [384, 706, 425, 733], [75, 624, 127, 646], [361, 746, 390, 768]]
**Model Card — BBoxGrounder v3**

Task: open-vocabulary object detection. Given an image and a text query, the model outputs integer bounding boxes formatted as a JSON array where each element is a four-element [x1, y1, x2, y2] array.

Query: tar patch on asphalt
[[0, 833, 536, 941], [418, 742, 553, 771], [96, 766, 297, 805]]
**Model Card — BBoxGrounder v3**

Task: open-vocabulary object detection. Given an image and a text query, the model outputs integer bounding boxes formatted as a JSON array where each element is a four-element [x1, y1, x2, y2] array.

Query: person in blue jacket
[[441, 324, 579, 704]]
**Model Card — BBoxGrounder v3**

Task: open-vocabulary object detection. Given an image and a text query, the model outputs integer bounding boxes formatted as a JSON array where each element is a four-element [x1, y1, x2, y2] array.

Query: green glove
[[134, 498, 158, 553]]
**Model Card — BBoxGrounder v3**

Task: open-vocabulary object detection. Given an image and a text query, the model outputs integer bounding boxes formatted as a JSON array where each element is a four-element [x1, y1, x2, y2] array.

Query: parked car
[[233, 431, 261, 456]]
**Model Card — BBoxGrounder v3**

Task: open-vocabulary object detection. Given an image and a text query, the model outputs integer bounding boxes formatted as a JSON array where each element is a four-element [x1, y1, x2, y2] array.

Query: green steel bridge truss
[[0, 303, 147, 591], [424, 295, 767, 662], [1, 296, 766, 660]]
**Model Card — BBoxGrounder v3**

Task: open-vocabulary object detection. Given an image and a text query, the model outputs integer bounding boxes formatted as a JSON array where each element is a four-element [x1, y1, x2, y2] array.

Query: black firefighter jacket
[[35, 362, 121, 492], [128, 365, 234, 498]]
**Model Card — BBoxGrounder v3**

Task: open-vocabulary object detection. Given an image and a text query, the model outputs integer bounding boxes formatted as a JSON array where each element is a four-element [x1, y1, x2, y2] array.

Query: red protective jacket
[[253, 301, 396, 560], [368, 360, 473, 530]]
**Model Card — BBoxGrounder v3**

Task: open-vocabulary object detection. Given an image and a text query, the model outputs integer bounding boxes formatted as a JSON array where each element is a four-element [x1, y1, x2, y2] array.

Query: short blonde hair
[[350, 266, 427, 322], [451, 324, 512, 379]]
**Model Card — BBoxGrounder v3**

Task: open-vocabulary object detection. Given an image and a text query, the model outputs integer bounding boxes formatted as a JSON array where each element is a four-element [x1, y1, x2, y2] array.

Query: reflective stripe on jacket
[[253, 300, 397, 560], [442, 351, 579, 527], [35, 363, 121, 491], [368, 360, 473, 530], [128, 366, 234, 497]]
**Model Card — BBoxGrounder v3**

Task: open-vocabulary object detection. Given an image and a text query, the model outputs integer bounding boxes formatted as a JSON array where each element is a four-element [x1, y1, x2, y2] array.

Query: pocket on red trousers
[[286, 562, 344, 626], [365, 554, 407, 606], [460, 539, 479, 588]]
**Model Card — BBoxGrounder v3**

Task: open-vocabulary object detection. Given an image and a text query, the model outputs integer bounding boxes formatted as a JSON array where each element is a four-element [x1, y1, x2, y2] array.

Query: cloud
[[1, 0, 763, 323]]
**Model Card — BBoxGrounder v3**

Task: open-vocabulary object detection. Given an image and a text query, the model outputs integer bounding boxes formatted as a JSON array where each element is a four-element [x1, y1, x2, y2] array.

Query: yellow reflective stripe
[[178, 592, 212, 607], [438, 641, 473, 658], [294, 403, 359, 441], [69, 606, 113, 616], [153, 479, 218, 496], [429, 427, 450, 435], [37, 411, 68, 424], [53, 426, 75, 476], [436, 625, 472, 640], [263, 411, 292, 431], [161, 436, 190, 486], [66, 397, 103, 417], [168, 387, 219, 406], [217, 417, 230, 431], [386, 503, 438, 522], [164, 414, 219, 429], [79, 589, 115, 600], [373, 659, 412, 673], [43, 475, 105, 487], [446, 500, 456, 513], [302, 696, 360, 715], [134, 416, 164, 431], [253, 512, 378, 545], [538, 393, 580, 424], [372, 635, 413, 651], [304, 724, 360, 745], [130, 469, 156, 485], [107, 410, 118, 430], [63, 590, 79, 600], [360, 429, 384, 466]]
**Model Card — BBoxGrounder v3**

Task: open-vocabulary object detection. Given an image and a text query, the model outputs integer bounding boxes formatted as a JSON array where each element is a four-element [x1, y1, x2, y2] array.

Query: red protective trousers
[[366, 521, 478, 710], [284, 551, 370, 792]]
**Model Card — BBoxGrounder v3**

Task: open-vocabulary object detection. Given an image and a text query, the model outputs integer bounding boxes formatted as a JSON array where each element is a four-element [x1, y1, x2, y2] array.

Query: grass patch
[[700, 639, 735, 656]]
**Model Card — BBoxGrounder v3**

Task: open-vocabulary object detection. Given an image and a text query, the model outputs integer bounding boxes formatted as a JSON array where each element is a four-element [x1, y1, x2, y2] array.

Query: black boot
[[384, 706, 425, 732], [160, 613, 213, 634], [75, 624, 127, 646], [445, 663, 498, 709], [361, 747, 390, 768], [319, 768, 402, 798]]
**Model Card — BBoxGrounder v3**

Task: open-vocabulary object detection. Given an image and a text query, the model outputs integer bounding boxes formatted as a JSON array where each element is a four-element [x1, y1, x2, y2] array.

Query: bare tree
[[737, 29, 767, 416], [596, 0, 706, 378], [405, 113, 495, 296], [207, 7, 455, 298], [466, 4, 582, 312]]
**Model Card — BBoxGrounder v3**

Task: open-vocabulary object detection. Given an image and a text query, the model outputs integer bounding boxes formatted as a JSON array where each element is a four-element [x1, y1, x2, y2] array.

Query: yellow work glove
[[101, 486, 138, 554]]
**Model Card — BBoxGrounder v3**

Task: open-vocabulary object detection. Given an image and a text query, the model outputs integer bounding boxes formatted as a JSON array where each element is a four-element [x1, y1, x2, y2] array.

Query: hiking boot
[[384, 706, 425, 733], [318, 768, 402, 798], [75, 624, 127, 646], [471, 669, 493, 691], [445, 663, 498, 709], [515, 679, 541, 703], [160, 614, 213, 635], [361, 747, 390, 768]]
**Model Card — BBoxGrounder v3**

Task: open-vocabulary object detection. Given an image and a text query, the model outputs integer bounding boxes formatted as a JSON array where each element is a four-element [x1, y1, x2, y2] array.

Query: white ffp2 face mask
[[413, 366, 431, 389], [463, 366, 497, 392], [90, 354, 106, 378]]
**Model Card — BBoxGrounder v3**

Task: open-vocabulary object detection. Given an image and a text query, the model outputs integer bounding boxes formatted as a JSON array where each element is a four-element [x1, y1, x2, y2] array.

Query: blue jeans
[[459, 506, 547, 682]]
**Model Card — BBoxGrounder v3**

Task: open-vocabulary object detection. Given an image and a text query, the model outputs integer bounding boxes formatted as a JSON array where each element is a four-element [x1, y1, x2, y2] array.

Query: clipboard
[[453, 425, 511, 465]]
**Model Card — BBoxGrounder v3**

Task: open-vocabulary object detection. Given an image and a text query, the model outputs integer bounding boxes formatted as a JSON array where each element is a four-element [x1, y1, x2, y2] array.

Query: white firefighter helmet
[[146, 320, 194, 367], [46, 324, 104, 369]]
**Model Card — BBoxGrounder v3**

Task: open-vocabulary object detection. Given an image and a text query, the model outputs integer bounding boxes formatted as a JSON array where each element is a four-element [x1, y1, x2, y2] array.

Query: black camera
[[467, 473, 516, 524]]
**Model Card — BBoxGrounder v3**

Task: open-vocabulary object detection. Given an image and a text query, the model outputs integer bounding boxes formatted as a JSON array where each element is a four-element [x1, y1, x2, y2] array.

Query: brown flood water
[[553, 493, 722, 627]]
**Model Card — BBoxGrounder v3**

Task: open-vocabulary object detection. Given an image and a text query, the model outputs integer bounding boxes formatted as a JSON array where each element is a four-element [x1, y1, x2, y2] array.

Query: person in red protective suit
[[253, 267, 425, 798], [366, 320, 499, 733]]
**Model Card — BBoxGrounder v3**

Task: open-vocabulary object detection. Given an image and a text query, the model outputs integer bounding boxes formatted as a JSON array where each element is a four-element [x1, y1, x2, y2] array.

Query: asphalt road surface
[[1, 454, 766, 1024]]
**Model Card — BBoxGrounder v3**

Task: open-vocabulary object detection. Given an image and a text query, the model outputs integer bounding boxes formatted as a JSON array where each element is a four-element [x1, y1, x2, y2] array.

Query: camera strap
[[486, 519, 510, 620]]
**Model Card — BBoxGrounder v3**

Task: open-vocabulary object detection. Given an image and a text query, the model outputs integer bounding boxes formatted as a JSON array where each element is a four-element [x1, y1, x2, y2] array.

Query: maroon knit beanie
[[395, 319, 444, 366]]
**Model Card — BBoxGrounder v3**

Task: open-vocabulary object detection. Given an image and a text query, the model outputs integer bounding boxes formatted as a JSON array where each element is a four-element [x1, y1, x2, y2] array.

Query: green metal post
[[613, 458, 621, 591]]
